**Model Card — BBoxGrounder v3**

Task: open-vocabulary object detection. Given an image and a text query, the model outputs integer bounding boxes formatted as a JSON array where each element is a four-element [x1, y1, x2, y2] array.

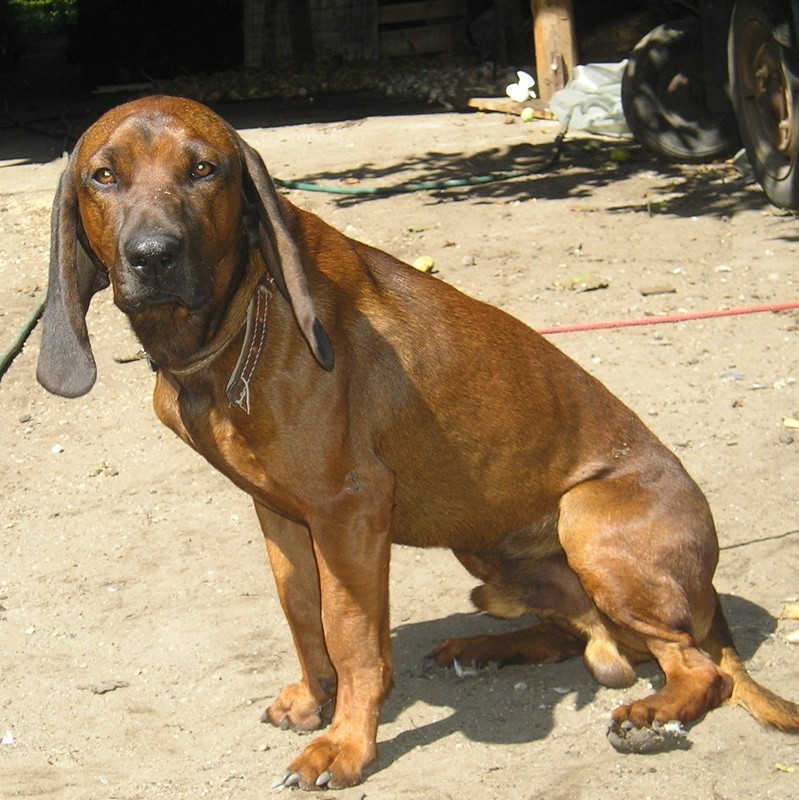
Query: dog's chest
[[154, 373, 280, 505]]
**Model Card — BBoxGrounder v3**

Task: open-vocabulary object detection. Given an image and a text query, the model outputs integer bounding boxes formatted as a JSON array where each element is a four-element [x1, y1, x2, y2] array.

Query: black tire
[[728, 0, 799, 209], [622, 17, 741, 163]]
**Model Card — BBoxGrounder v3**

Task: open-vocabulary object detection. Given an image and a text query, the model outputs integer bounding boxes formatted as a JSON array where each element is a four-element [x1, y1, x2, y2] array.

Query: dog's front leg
[[254, 502, 337, 732], [277, 495, 394, 790]]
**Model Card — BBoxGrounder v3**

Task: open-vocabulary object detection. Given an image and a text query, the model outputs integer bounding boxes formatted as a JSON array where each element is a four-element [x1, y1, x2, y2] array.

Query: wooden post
[[530, 0, 578, 103]]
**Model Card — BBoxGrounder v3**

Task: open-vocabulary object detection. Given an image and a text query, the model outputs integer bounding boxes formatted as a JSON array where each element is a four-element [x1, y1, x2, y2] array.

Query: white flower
[[506, 70, 537, 102]]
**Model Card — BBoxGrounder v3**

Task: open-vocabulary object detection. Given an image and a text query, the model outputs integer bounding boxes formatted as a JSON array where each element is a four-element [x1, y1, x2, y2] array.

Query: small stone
[[639, 284, 676, 296], [571, 274, 608, 292], [19, 413, 32, 424], [722, 369, 745, 382], [51, 444, 64, 454]]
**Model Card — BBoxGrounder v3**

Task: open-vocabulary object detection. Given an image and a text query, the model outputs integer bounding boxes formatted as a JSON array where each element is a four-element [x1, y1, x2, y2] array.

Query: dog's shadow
[[371, 593, 778, 771]]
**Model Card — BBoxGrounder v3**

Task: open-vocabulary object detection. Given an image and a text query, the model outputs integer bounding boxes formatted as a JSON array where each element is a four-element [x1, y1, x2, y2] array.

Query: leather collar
[[159, 271, 272, 414]]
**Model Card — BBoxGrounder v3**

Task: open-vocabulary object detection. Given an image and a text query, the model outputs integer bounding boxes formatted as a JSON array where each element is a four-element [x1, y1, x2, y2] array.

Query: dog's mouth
[[121, 291, 203, 314], [114, 273, 209, 317]]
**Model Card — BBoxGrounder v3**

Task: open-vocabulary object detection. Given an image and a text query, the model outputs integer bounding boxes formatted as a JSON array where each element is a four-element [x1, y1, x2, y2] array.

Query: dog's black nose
[[124, 234, 181, 281]]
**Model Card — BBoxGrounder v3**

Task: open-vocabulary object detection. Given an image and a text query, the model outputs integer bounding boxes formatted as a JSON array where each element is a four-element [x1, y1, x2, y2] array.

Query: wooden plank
[[379, 1, 463, 26], [467, 97, 555, 119], [530, 0, 578, 103]]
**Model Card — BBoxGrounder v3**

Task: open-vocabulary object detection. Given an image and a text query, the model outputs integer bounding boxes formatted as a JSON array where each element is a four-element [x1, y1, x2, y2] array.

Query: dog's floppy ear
[[36, 150, 110, 398], [239, 140, 334, 371]]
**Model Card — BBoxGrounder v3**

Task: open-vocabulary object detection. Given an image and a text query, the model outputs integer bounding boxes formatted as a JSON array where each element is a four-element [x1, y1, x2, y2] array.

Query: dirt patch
[[1, 107, 798, 799]]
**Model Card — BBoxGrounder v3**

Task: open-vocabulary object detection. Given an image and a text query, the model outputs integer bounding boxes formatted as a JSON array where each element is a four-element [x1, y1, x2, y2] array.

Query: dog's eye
[[92, 168, 117, 186], [191, 161, 216, 181]]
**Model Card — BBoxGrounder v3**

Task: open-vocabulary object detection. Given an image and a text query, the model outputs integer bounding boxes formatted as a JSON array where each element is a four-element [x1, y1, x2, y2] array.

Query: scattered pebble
[[51, 444, 64, 454], [1, 730, 14, 745], [78, 681, 129, 695], [514, 681, 528, 691], [571, 274, 608, 292], [722, 369, 745, 382], [89, 462, 119, 478], [639, 284, 676, 296], [113, 351, 147, 364], [18, 413, 31, 424]]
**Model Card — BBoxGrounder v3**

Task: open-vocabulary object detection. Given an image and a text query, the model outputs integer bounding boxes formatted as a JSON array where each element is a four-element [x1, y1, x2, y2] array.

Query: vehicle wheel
[[729, 0, 799, 209], [622, 17, 741, 162]]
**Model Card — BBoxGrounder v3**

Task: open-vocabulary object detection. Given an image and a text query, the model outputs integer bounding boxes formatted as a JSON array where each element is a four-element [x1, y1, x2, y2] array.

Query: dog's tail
[[704, 594, 799, 731]]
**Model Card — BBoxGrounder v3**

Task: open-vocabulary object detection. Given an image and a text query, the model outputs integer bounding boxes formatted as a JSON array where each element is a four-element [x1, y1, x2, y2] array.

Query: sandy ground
[[1, 105, 798, 799]]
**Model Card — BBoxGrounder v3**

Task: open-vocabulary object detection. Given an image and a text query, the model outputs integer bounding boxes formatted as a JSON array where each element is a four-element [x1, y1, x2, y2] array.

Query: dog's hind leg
[[558, 470, 733, 746], [426, 620, 585, 670], [428, 551, 637, 688]]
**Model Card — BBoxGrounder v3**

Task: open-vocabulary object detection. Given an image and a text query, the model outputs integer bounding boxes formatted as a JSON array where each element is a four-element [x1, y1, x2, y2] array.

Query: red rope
[[537, 301, 799, 335]]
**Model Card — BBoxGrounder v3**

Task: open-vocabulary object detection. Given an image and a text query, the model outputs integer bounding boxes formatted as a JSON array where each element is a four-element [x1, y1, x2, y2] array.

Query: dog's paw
[[422, 636, 499, 674], [262, 681, 333, 733], [272, 733, 375, 790], [607, 719, 689, 754]]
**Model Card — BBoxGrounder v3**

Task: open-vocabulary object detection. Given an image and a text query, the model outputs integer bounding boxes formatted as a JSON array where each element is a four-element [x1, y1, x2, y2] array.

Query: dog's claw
[[316, 770, 331, 787], [271, 772, 301, 791], [452, 657, 480, 678], [271, 773, 289, 790]]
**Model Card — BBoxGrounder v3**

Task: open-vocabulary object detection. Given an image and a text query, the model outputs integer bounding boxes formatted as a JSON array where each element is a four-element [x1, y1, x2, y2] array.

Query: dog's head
[[37, 95, 333, 398]]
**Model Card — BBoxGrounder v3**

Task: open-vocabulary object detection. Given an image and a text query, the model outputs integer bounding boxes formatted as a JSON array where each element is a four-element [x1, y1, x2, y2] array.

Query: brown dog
[[37, 96, 798, 788]]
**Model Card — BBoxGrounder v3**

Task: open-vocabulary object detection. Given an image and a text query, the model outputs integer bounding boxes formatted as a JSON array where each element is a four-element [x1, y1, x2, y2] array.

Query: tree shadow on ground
[[273, 135, 774, 220]]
